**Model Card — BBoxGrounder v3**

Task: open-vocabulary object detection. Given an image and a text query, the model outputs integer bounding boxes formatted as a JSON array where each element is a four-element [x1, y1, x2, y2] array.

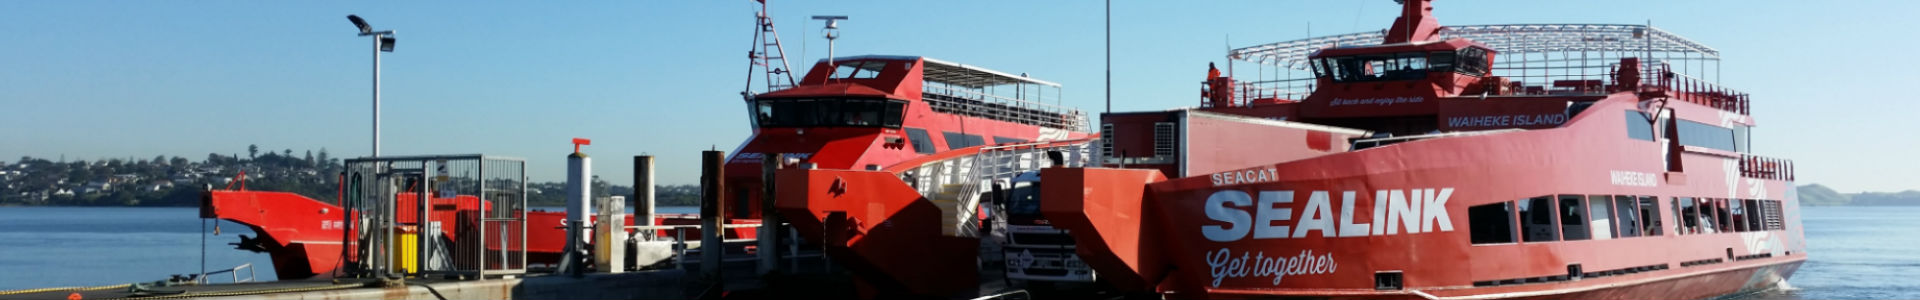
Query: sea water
[[0, 206, 1913, 299]]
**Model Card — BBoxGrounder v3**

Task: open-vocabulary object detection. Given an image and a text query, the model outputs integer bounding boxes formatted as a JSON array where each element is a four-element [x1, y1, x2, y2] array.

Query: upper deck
[[754, 55, 1090, 132], [1215, 24, 1748, 116]]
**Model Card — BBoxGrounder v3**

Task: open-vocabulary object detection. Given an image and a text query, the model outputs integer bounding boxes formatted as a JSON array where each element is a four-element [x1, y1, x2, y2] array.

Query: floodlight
[[347, 15, 372, 35]]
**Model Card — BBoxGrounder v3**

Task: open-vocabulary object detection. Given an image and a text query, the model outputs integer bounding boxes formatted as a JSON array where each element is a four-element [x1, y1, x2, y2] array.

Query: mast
[[744, 0, 797, 100]]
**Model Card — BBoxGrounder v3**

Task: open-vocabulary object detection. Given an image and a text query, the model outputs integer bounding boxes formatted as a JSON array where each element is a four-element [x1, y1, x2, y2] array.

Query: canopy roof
[[822, 55, 1061, 88], [1230, 24, 1720, 70]]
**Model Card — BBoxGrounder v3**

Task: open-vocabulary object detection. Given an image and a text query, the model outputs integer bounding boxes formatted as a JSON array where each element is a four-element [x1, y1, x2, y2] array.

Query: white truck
[[995, 171, 1094, 287]]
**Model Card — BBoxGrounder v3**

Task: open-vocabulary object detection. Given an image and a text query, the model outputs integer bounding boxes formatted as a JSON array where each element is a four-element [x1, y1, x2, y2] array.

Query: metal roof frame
[[820, 55, 1061, 88], [1230, 24, 1720, 70]]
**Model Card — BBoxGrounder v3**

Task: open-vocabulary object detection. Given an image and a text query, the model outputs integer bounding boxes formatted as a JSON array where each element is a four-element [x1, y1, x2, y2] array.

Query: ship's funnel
[[1384, 0, 1442, 44]]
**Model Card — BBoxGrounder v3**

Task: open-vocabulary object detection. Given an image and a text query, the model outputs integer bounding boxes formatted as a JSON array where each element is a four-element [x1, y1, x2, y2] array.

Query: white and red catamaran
[[781, 0, 1803, 299]]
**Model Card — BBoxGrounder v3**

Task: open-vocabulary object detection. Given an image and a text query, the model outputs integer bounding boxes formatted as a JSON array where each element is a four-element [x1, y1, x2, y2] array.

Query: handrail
[[1739, 154, 1794, 181], [1216, 59, 1752, 116], [923, 85, 1090, 131]]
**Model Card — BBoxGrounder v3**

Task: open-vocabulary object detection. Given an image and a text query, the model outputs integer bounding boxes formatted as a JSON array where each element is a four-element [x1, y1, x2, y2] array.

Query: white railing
[[923, 85, 1091, 132], [896, 140, 1097, 237]]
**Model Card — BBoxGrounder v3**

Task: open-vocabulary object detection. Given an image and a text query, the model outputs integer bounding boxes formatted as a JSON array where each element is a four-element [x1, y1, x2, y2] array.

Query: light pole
[[348, 15, 396, 158]]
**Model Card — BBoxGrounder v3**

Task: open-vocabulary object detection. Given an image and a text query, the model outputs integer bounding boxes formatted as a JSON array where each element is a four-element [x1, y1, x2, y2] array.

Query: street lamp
[[348, 14, 396, 157]]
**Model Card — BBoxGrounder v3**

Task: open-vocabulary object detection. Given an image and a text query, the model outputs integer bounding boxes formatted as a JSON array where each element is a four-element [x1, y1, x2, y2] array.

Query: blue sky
[[1, 1, 1912, 192]]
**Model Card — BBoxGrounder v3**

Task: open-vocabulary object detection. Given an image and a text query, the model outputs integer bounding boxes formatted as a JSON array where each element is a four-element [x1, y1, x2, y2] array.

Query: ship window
[[1428, 51, 1456, 72], [993, 136, 1027, 145], [1625, 110, 1655, 141], [1744, 199, 1764, 232], [883, 101, 905, 126], [1456, 47, 1490, 76], [1639, 196, 1663, 236], [1612, 195, 1641, 238], [1520, 196, 1559, 242], [1324, 53, 1433, 83], [1712, 198, 1731, 233], [1469, 201, 1518, 244], [1559, 195, 1591, 241], [1733, 125, 1751, 153], [1712, 198, 1728, 233], [1677, 197, 1699, 234], [830, 61, 887, 79], [1329, 57, 1357, 81], [1677, 120, 1738, 151], [904, 127, 937, 154], [942, 131, 985, 149], [1311, 58, 1330, 78], [1588, 195, 1615, 239], [1730, 199, 1749, 232], [755, 98, 907, 128]]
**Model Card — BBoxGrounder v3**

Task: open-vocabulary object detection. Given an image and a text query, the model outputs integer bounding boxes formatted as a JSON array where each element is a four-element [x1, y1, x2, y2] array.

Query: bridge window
[[1520, 196, 1559, 242], [1316, 48, 1489, 83], [830, 61, 888, 79], [1559, 195, 1591, 241], [755, 98, 906, 128], [1456, 47, 1490, 76], [1428, 51, 1455, 72], [1677, 120, 1738, 151], [1625, 110, 1655, 141], [1469, 201, 1518, 245]]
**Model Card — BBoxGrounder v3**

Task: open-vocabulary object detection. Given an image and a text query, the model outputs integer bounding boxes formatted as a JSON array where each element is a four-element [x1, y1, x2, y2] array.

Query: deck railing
[[1216, 59, 1751, 115], [1739, 154, 1794, 181], [923, 85, 1090, 132]]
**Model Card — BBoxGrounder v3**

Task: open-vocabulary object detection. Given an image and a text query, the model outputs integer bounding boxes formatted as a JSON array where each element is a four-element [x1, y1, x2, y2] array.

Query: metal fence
[[342, 155, 527, 279]]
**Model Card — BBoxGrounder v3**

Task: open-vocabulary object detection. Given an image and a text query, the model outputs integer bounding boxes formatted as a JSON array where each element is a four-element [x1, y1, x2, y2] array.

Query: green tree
[[248, 144, 259, 160]]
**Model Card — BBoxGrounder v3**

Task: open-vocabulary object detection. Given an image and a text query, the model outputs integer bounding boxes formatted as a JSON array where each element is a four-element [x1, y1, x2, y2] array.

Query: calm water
[[1, 206, 1914, 299]]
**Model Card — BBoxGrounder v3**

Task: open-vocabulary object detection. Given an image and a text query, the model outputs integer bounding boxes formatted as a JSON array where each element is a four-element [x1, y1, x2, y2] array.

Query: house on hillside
[[82, 181, 111, 194]]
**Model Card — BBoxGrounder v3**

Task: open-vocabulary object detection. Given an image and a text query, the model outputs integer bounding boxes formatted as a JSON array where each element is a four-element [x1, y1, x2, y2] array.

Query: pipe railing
[[923, 85, 1090, 131], [1739, 154, 1794, 181]]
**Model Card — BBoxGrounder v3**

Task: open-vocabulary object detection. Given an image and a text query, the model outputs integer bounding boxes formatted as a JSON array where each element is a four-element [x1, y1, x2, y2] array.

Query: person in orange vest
[[1208, 62, 1221, 80]]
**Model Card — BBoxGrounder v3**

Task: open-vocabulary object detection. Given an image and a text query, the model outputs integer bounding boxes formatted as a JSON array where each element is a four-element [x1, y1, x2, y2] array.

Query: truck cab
[[997, 171, 1094, 285]]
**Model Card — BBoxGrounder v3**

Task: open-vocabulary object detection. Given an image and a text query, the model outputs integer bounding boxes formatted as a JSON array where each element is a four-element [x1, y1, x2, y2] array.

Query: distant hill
[[1797, 184, 1920, 206], [1797, 184, 1851, 206]]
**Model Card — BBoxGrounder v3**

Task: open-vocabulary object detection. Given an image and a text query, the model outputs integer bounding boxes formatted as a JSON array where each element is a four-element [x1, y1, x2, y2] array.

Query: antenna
[[812, 15, 849, 68]]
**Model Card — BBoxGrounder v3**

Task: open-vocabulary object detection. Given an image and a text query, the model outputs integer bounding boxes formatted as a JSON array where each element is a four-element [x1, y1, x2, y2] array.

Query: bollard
[[699, 150, 726, 298], [759, 153, 784, 275], [635, 155, 656, 239]]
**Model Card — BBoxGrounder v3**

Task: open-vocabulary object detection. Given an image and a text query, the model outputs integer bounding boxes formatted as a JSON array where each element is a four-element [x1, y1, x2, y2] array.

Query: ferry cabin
[[725, 56, 1090, 221]]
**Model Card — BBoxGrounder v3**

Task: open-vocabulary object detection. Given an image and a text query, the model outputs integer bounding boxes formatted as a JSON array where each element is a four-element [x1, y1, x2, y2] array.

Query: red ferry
[[778, 0, 1803, 299], [1042, 1, 1805, 299]]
